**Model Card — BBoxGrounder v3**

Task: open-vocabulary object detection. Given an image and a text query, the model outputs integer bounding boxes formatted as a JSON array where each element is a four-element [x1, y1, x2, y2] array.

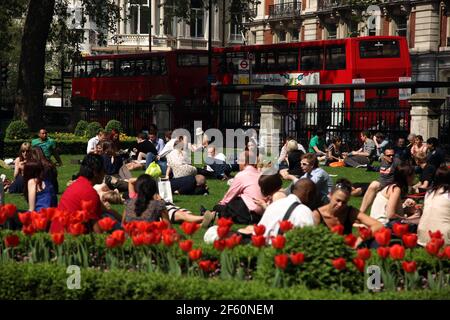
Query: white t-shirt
[[87, 136, 99, 154], [258, 194, 314, 240]]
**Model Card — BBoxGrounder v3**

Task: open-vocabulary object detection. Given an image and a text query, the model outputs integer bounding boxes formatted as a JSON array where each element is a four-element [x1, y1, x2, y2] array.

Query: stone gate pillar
[[257, 94, 287, 157], [150, 94, 175, 136], [409, 93, 446, 140]]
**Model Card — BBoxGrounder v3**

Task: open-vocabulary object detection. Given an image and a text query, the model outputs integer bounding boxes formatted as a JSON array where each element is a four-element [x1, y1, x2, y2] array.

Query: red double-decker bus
[[71, 50, 209, 130], [212, 36, 412, 131]]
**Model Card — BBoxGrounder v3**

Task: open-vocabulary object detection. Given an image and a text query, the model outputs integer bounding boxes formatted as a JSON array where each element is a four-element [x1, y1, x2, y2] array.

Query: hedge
[[0, 262, 449, 300], [3, 139, 136, 157]]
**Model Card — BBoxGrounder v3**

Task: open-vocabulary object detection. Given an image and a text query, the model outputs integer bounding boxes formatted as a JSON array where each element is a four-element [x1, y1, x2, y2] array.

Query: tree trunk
[[14, 0, 55, 131]]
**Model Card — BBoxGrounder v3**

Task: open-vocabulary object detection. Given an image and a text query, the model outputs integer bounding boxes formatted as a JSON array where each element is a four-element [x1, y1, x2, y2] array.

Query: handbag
[[158, 178, 173, 203], [145, 161, 162, 179]]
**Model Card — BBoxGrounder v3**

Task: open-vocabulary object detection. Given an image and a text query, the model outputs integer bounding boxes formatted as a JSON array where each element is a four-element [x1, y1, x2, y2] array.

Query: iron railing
[[268, 1, 302, 19]]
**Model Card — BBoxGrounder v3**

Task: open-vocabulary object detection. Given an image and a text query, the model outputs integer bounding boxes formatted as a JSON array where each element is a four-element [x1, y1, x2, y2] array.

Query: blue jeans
[[145, 152, 167, 176]]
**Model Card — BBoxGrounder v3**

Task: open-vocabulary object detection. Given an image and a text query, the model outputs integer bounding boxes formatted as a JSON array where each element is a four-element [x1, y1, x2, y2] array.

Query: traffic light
[[1, 63, 8, 84]]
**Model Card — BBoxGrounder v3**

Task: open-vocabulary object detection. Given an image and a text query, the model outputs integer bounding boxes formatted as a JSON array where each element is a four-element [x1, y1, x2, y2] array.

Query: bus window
[[86, 60, 101, 77], [301, 47, 323, 71], [100, 60, 114, 77], [74, 61, 86, 78], [359, 40, 400, 58], [160, 57, 167, 75], [325, 45, 346, 70], [178, 53, 208, 66], [119, 60, 135, 76], [278, 50, 298, 71], [267, 52, 276, 71], [135, 59, 151, 76]]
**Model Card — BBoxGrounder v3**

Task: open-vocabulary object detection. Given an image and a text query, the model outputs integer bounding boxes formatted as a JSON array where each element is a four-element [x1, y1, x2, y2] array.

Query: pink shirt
[[219, 165, 264, 214]]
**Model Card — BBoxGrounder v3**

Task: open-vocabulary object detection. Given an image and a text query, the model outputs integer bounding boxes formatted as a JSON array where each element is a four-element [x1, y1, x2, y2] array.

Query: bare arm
[[13, 157, 22, 178], [27, 179, 37, 212], [386, 186, 402, 220]]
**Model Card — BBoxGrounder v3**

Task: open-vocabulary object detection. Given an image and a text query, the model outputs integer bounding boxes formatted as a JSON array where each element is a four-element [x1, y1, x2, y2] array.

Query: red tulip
[[179, 239, 193, 252], [162, 229, 179, 246], [106, 236, 119, 248], [377, 247, 390, 259], [271, 235, 286, 250], [374, 227, 391, 246], [40, 207, 56, 220], [22, 224, 36, 236], [143, 232, 160, 245], [425, 240, 441, 256], [290, 252, 305, 265], [198, 260, 212, 272], [0, 212, 7, 225], [131, 234, 144, 246], [428, 230, 443, 240], [274, 254, 289, 270], [279, 220, 294, 233], [357, 248, 371, 261], [402, 233, 418, 249], [332, 257, 346, 270], [180, 221, 200, 235], [51, 233, 64, 246], [225, 233, 241, 249], [217, 217, 233, 228], [214, 239, 226, 251], [98, 217, 117, 232], [2, 204, 17, 218], [253, 224, 266, 236], [251, 235, 266, 248], [358, 227, 372, 240], [188, 248, 202, 261], [331, 224, 344, 235], [32, 216, 48, 231], [353, 258, 365, 272], [155, 220, 169, 231], [389, 244, 405, 260], [18, 212, 32, 226], [444, 246, 450, 259], [217, 226, 230, 239], [111, 230, 125, 244], [68, 223, 86, 236], [402, 261, 417, 273], [344, 234, 357, 248], [392, 223, 409, 237], [4, 234, 19, 247]]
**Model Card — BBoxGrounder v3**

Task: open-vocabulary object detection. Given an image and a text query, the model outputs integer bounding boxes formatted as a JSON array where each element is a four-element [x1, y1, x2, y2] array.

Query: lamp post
[[207, 0, 212, 108]]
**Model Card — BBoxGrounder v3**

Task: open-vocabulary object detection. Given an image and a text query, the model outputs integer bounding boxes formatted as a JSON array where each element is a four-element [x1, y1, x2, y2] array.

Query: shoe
[[366, 165, 374, 172], [201, 211, 215, 228], [356, 164, 367, 169], [199, 205, 207, 216]]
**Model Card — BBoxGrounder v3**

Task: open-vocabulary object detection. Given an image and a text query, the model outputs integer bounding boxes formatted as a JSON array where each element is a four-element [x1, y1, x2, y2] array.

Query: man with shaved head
[[256, 178, 317, 239]]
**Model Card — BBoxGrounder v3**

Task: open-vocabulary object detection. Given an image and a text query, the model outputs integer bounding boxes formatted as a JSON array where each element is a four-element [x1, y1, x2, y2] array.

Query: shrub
[[85, 122, 103, 138], [74, 120, 89, 136], [105, 120, 123, 134], [255, 226, 364, 293], [5, 120, 30, 140]]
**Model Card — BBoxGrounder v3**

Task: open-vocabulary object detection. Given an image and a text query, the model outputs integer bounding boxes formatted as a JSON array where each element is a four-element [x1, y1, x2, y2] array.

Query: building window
[[164, 0, 177, 36], [326, 24, 337, 39], [291, 29, 299, 42], [395, 16, 407, 37], [190, 0, 204, 38], [230, 14, 243, 42], [129, 0, 150, 35], [278, 30, 287, 43]]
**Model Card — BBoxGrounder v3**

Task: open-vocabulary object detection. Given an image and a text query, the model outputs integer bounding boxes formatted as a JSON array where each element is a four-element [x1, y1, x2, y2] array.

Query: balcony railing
[[268, 2, 301, 19]]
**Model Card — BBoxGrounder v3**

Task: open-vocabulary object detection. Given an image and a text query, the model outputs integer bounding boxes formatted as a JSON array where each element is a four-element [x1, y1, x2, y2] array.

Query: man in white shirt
[[258, 178, 317, 239], [86, 130, 106, 154]]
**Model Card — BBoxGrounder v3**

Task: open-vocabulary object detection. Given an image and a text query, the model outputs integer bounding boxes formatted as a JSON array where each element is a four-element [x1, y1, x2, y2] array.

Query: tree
[[14, 0, 121, 130]]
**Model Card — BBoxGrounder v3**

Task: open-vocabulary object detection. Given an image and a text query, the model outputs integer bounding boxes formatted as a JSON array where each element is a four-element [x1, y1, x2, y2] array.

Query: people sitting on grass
[[312, 179, 382, 247], [281, 153, 333, 208], [344, 131, 376, 168], [360, 146, 400, 214], [101, 141, 124, 177], [197, 145, 238, 180], [87, 129, 107, 154], [109, 128, 121, 152], [23, 160, 57, 212], [50, 154, 122, 234], [373, 132, 389, 160], [308, 129, 327, 161], [325, 136, 345, 166], [125, 175, 214, 227], [410, 135, 427, 159], [165, 136, 197, 179], [394, 136, 410, 162], [252, 169, 286, 212], [126, 132, 158, 171], [426, 137, 446, 169], [369, 164, 420, 228], [412, 152, 436, 193], [204, 150, 264, 225], [31, 128, 63, 166], [148, 129, 165, 154], [278, 136, 306, 170], [7, 142, 32, 194], [30, 146, 59, 195], [417, 165, 450, 246]]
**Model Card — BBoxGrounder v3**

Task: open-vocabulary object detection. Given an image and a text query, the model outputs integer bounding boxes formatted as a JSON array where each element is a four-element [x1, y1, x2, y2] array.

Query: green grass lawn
[[1, 154, 379, 241]]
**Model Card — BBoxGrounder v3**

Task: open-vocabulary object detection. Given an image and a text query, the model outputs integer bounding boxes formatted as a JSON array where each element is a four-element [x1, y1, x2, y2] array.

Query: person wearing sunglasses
[[360, 146, 400, 214], [7, 142, 32, 194], [313, 179, 382, 248]]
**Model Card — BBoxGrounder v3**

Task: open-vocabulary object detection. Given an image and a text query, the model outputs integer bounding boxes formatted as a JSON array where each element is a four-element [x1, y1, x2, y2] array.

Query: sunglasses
[[385, 154, 394, 158], [300, 162, 310, 166]]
